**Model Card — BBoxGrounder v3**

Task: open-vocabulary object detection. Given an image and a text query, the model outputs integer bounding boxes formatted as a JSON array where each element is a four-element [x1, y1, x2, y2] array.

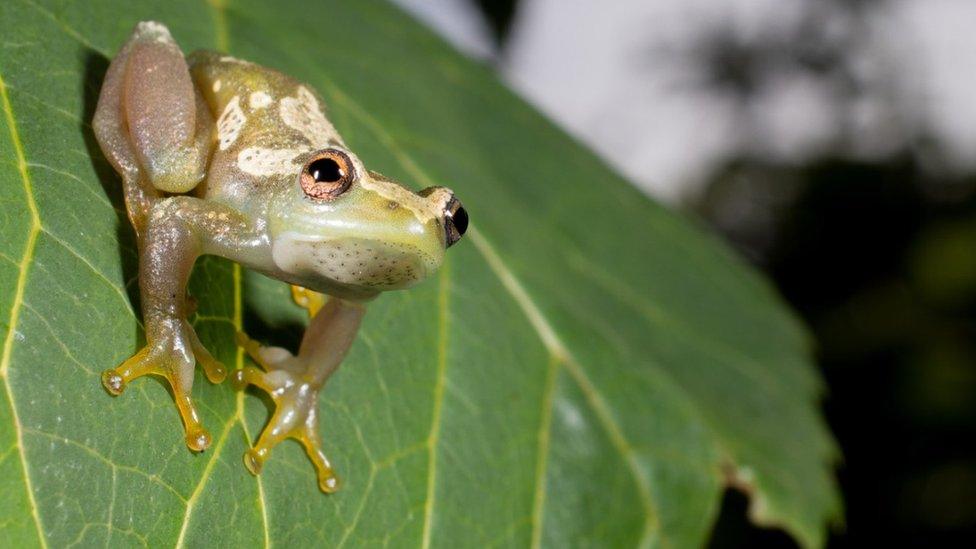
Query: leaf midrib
[[0, 60, 48, 549]]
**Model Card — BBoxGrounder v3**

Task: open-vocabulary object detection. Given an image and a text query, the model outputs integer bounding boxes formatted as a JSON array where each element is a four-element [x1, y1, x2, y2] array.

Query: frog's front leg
[[233, 297, 366, 492], [103, 197, 265, 451]]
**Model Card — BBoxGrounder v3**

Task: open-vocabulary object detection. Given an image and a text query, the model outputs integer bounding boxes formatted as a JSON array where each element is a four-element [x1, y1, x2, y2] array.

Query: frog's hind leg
[[120, 22, 212, 196], [93, 23, 159, 234], [232, 298, 365, 492], [92, 21, 213, 234]]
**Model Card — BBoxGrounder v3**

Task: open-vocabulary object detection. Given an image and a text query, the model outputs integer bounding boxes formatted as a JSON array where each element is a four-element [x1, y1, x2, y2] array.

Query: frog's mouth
[[272, 233, 437, 290]]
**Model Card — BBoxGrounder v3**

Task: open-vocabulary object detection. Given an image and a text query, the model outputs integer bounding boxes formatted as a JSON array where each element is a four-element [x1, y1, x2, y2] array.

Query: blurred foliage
[[697, 152, 976, 548], [676, 0, 976, 546]]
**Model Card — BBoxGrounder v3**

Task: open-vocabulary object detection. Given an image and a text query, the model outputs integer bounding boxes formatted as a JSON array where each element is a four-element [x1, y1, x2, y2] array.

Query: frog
[[92, 21, 467, 492]]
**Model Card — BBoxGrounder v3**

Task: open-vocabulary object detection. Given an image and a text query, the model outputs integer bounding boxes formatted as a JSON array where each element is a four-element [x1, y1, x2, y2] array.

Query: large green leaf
[[0, 0, 841, 547]]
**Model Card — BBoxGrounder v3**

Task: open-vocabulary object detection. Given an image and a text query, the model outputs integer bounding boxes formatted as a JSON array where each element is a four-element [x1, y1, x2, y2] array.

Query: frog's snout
[[419, 186, 468, 248]]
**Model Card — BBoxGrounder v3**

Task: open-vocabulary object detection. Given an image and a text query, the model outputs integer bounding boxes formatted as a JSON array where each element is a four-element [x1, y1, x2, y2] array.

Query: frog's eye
[[300, 149, 355, 200], [444, 196, 468, 247]]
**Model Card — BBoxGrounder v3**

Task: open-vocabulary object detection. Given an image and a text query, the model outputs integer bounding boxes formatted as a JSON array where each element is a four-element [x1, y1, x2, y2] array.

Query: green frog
[[93, 21, 467, 492]]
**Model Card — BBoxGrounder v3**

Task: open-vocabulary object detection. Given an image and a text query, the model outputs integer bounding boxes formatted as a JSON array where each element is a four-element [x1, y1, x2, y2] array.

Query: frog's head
[[268, 148, 467, 297]]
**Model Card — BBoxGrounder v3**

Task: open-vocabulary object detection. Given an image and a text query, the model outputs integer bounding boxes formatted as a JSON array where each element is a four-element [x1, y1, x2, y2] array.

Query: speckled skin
[[92, 22, 466, 491]]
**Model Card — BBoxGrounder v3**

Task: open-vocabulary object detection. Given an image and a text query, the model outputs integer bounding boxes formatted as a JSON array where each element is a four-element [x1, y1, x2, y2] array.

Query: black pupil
[[309, 158, 343, 183], [451, 206, 469, 236]]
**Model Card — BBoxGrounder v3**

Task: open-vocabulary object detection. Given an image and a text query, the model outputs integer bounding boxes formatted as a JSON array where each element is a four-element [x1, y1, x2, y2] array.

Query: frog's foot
[[101, 322, 224, 451], [232, 362, 339, 493], [290, 285, 326, 317]]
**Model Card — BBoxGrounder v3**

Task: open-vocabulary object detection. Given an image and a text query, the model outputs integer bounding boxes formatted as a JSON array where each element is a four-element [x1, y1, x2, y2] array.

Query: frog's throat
[[271, 232, 436, 291]]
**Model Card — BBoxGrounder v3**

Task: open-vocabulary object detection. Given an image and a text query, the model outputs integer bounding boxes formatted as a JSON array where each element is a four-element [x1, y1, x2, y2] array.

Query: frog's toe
[[102, 340, 213, 452], [173, 392, 211, 452], [101, 346, 154, 396], [235, 331, 297, 372], [188, 324, 226, 383], [243, 447, 268, 475], [296, 428, 340, 494], [230, 368, 247, 391], [101, 368, 127, 395], [230, 365, 279, 395], [186, 426, 212, 452], [235, 331, 272, 370], [318, 471, 340, 494]]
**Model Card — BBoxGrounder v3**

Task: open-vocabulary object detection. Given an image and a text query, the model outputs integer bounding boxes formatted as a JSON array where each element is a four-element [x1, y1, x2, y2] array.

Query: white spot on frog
[[237, 146, 303, 176], [219, 55, 252, 65], [249, 91, 272, 110], [280, 86, 342, 147], [266, 369, 295, 387], [136, 21, 173, 44], [212, 79, 222, 93], [217, 95, 245, 151]]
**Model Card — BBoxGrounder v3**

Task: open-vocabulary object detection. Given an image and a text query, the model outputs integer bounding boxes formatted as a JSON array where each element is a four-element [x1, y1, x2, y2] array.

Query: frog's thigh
[[122, 23, 208, 193], [94, 25, 159, 232]]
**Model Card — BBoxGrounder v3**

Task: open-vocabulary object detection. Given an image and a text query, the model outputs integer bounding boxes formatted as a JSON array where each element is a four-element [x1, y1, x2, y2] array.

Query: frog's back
[[187, 51, 345, 203]]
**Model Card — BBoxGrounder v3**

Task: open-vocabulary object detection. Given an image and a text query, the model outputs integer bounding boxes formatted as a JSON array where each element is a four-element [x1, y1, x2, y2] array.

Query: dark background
[[465, 0, 976, 546]]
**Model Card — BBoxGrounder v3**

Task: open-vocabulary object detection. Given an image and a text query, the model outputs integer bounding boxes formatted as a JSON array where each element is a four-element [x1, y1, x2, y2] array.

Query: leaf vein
[[529, 356, 559, 549], [231, 263, 271, 549], [335, 467, 377, 548], [420, 263, 450, 549], [19, 0, 110, 57], [173, 415, 237, 548], [27, 162, 117, 214], [39, 229, 139, 324], [0, 61, 48, 549], [24, 428, 188, 503]]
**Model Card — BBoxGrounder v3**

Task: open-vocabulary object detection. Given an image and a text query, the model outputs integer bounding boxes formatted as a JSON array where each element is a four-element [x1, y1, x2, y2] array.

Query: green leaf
[[0, 0, 841, 547]]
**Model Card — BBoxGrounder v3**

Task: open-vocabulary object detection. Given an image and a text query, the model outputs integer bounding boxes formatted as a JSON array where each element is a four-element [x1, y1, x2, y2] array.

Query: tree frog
[[93, 21, 467, 492]]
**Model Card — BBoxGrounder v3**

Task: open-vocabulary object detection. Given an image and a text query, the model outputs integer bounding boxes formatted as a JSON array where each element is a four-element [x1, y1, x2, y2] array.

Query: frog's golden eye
[[300, 149, 355, 200]]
